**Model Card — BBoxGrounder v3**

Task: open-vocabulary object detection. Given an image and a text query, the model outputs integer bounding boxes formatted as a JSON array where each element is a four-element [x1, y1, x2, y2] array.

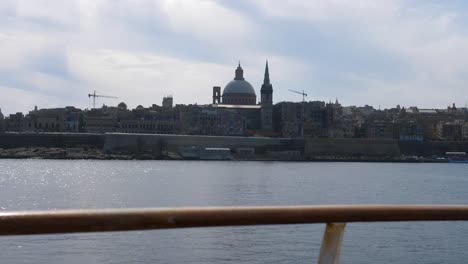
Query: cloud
[[1, 0, 468, 114], [251, 0, 468, 108], [66, 49, 234, 108], [158, 0, 254, 41], [0, 85, 62, 115]]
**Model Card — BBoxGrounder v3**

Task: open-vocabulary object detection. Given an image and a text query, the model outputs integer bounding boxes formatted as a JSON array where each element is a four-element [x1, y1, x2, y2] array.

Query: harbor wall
[[1, 132, 467, 159], [304, 138, 400, 158], [304, 138, 468, 158], [0, 132, 105, 149], [399, 141, 468, 156], [103, 133, 303, 155]]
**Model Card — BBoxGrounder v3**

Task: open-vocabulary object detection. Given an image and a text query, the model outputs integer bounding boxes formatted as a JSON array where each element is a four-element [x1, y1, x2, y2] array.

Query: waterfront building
[[198, 108, 247, 136], [5, 112, 24, 132], [273, 102, 303, 137], [273, 100, 346, 138], [22, 107, 82, 133], [364, 120, 397, 139], [442, 123, 464, 141], [397, 120, 424, 141], [0, 108, 4, 132], [209, 104, 260, 135], [84, 106, 118, 133], [116, 104, 180, 134]]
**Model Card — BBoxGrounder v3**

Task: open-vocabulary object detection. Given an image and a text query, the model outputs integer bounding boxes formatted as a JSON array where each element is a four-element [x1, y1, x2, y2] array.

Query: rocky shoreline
[[0, 147, 453, 163]]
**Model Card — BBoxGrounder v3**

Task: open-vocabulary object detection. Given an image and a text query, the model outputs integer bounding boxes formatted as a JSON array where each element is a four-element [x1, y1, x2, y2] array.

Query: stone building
[[0, 108, 4, 132], [84, 106, 118, 133], [273, 100, 346, 138], [116, 104, 180, 134], [198, 108, 247, 136], [397, 120, 423, 141], [162, 96, 173, 109], [22, 107, 82, 133], [5, 112, 24, 132], [442, 123, 464, 141], [273, 102, 302, 137], [364, 120, 397, 139]]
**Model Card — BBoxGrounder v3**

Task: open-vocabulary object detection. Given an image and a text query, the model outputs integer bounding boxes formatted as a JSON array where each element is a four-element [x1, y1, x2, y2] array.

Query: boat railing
[[2, 205, 468, 264]]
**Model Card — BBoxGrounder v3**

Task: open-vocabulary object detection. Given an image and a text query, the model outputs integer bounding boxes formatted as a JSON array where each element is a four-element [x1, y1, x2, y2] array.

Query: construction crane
[[288, 89, 308, 102], [88, 90, 118, 109]]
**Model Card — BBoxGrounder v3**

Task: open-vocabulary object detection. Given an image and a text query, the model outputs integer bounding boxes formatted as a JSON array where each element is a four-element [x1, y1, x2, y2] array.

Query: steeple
[[234, 61, 244, 80], [260, 59, 273, 106], [260, 60, 273, 131], [263, 60, 270, 85]]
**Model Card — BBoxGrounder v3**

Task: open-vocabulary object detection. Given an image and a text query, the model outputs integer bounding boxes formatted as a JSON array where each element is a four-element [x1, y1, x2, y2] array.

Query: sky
[[1, 0, 468, 115]]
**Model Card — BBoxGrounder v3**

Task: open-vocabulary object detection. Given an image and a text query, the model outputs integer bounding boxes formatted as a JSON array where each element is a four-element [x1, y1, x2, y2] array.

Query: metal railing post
[[318, 223, 346, 264]]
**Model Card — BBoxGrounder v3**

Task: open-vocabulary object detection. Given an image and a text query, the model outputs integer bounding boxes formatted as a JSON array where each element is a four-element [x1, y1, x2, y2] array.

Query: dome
[[221, 63, 257, 105], [118, 102, 127, 110], [223, 80, 256, 96]]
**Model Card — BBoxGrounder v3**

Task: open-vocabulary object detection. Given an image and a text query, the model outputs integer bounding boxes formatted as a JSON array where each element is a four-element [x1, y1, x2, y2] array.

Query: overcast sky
[[1, 0, 468, 115]]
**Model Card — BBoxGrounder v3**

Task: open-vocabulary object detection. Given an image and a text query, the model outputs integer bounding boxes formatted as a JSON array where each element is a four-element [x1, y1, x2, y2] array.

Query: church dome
[[223, 79, 255, 95], [221, 63, 257, 105]]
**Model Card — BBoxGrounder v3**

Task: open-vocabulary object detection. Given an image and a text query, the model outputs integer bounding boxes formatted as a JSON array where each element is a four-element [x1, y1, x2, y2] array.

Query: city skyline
[[1, 1, 468, 114]]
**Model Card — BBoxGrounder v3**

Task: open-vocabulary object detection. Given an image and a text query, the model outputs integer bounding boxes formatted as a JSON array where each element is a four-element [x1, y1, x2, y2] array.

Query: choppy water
[[0, 160, 467, 263]]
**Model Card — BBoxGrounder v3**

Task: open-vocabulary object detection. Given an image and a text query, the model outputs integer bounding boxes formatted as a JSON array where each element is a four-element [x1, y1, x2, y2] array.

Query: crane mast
[[88, 90, 118, 109], [288, 89, 308, 137]]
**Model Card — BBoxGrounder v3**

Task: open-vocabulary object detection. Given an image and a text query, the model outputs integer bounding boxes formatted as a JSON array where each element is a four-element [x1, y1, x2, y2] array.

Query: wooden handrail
[[1, 205, 468, 236]]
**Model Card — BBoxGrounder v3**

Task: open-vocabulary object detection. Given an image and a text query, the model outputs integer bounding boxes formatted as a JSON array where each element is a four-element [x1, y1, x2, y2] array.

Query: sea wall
[[2, 132, 467, 160], [305, 138, 468, 159], [103, 133, 303, 155], [304, 138, 400, 158], [399, 141, 468, 156], [0, 132, 105, 149]]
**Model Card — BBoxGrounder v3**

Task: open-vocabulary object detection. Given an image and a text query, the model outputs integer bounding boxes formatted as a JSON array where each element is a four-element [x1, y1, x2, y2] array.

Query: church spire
[[260, 59, 273, 105], [263, 60, 270, 85]]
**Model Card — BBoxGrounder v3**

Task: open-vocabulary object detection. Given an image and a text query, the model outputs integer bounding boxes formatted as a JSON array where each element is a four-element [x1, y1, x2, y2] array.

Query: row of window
[[27, 122, 59, 129], [120, 123, 174, 130], [119, 131, 175, 134], [223, 97, 255, 104]]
